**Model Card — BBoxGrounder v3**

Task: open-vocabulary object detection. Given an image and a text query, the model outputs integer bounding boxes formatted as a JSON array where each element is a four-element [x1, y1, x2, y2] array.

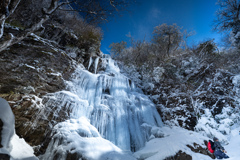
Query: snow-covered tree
[[214, 0, 240, 48], [152, 23, 183, 57], [109, 41, 127, 58]]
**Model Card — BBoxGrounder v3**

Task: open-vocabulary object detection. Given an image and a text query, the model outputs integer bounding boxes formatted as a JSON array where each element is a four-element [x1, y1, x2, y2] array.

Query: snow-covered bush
[[153, 67, 165, 83], [195, 109, 227, 143]]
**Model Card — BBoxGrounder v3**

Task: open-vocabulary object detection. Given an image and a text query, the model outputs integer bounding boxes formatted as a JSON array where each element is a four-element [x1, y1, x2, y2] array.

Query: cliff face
[[0, 24, 90, 156]]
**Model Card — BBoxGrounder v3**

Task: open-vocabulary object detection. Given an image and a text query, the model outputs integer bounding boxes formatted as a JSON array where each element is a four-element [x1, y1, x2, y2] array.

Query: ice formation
[[40, 55, 163, 159]]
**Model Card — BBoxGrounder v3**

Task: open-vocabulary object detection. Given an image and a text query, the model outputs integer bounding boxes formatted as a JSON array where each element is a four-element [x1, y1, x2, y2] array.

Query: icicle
[[88, 57, 93, 70], [40, 55, 163, 158], [94, 57, 99, 74]]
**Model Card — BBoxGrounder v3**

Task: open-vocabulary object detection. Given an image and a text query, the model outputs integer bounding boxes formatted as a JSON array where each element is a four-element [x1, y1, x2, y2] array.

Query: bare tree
[[152, 23, 182, 57], [214, 0, 240, 32], [214, 0, 240, 47], [109, 41, 127, 58], [182, 30, 196, 50], [61, 0, 133, 24]]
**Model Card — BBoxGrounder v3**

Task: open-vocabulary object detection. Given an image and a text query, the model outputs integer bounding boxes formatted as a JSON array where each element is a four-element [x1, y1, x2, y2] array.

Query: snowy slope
[[134, 125, 240, 160], [134, 126, 212, 160], [224, 126, 240, 160]]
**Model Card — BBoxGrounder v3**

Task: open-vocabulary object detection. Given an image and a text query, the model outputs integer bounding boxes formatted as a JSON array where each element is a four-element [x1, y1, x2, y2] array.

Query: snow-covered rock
[[134, 126, 211, 160]]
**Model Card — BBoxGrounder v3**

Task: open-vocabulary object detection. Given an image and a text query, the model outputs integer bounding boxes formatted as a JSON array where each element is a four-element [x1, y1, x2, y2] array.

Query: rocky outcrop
[[163, 142, 215, 160], [164, 151, 192, 160], [0, 29, 79, 156], [0, 38, 73, 95], [164, 141, 215, 160], [187, 141, 215, 159]]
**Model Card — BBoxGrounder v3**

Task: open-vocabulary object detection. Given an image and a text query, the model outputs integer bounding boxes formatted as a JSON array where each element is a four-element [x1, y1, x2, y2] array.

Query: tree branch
[[0, 0, 67, 52], [0, 15, 49, 52], [0, 0, 21, 39]]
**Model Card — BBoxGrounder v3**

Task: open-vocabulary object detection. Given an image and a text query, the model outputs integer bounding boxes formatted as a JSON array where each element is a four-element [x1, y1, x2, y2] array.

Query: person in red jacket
[[213, 137, 229, 159]]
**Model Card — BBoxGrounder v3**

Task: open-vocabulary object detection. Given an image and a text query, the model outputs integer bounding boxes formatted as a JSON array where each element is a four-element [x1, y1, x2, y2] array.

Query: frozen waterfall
[[40, 55, 163, 159]]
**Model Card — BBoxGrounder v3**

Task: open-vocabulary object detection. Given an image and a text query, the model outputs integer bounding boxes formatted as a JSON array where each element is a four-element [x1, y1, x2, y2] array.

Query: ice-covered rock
[[41, 117, 136, 160]]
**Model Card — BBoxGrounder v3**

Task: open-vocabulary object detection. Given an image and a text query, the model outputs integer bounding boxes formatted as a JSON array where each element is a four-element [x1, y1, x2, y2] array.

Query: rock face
[[0, 19, 103, 158], [0, 29, 80, 156], [0, 39, 71, 95], [151, 62, 236, 131], [187, 141, 215, 159]]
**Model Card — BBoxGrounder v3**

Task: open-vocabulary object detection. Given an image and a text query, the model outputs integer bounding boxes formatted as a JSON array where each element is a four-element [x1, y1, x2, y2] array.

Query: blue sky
[[100, 0, 222, 54]]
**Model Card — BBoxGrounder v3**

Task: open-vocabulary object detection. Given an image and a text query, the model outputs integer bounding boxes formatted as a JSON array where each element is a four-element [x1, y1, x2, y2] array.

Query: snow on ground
[[10, 134, 38, 160], [134, 125, 240, 160], [224, 126, 240, 160], [134, 126, 212, 160]]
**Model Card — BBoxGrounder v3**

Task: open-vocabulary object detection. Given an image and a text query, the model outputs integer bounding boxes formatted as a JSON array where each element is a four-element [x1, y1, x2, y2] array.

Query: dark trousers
[[214, 150, 229, 159]]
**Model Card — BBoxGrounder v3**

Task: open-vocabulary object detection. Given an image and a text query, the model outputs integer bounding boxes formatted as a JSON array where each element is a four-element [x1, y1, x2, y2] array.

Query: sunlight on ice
[[41, 54, 163, 159]]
